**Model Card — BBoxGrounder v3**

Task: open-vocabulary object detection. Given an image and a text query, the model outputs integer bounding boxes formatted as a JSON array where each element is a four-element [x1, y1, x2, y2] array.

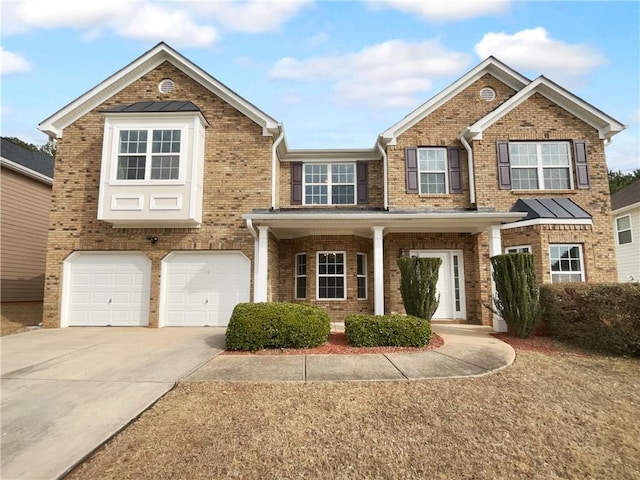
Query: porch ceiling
[[243, 210, 526, 239]]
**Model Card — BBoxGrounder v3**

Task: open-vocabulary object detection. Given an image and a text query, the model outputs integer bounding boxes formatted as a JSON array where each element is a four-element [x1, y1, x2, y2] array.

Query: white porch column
[[488, 224, 507, 332], [254, 226, 269, 302], [372, 226, 385, 315]]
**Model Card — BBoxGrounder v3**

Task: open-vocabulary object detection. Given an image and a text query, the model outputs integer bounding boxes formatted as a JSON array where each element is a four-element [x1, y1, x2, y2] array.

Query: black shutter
[[405, 147, 418, 194], [496, 141, 511, 189], [448, 147, 462, 194], [356, 161, 368, 204], [573, 140, 590, 189], [291, 162, 302, 204]]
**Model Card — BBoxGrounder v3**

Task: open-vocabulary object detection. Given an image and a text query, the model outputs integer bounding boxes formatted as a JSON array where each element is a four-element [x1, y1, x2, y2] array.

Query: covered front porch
[[243, 209, 525, 330]]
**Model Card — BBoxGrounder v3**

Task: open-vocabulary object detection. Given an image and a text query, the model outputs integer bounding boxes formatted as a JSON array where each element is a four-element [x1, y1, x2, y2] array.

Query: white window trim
[[316, 251, 346, 300], [549, 244, 585, 283], [417, 147, 448, 194], [356, 252, 367, 300], [303, 163, 356, 206], [615, 215, 633, 245], [509, 141, 574, 191], [294, 252, 307, 300], [505, 245, 532, 254]]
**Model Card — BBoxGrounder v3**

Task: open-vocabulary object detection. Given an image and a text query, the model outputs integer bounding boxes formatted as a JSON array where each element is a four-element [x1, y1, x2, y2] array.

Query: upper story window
[[304, 163, 355, 205], [616, 215, 633, 245], [507, 142, 573, 190], [117, 129, 182, 181], [418, 148, 448, 194]]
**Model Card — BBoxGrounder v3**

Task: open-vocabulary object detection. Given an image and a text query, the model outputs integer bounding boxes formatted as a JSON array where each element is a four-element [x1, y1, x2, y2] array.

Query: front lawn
[[67, 340, 640, 480]]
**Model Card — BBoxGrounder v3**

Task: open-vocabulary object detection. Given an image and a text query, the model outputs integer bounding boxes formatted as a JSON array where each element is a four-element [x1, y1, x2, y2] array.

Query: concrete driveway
[[1, 327, 225, 480]]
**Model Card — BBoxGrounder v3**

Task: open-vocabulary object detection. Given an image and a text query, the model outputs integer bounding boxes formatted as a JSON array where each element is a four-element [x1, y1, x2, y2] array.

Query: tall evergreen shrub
[[397, 256, 441, 320], [490, 253, 540, 338]]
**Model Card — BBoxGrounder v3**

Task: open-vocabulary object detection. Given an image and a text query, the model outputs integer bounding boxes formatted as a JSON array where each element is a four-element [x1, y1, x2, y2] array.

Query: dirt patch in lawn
[[223, 331, 444, 355], [67, 339, 640, 480], [1, 302, 42, 336]]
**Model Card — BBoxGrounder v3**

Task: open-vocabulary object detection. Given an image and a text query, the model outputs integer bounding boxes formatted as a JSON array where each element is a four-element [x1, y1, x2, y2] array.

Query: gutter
[[459, 132, 476, 204], [376, 140, 389, 210], [271, 126, 285, 210]]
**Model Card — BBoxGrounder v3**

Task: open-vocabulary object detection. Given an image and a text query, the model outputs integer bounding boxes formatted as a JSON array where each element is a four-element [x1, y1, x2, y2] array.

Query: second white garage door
[[162, 251, 251, 327]]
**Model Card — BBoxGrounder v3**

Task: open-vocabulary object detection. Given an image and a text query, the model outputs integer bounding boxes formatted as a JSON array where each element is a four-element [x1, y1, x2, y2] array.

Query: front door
[[410, 250, 465, 320]]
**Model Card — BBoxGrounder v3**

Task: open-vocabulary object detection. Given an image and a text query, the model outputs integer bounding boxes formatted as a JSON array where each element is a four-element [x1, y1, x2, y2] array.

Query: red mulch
[[491, 332, 588, 356], [223, 332, 444, 355]]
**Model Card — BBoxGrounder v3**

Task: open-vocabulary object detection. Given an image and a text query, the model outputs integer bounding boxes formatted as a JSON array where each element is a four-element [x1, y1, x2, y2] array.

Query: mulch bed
[[223, 331, 444, 355], [492, 332, 590, 356]]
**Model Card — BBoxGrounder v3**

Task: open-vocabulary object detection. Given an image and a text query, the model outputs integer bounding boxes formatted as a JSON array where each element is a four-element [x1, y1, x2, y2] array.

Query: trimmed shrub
[[490, 253, 540, 338], [225, 302, 330, 351], [540, 283, 640, 356], [345, 314, 432, 347], [397, 256, 441, 320]]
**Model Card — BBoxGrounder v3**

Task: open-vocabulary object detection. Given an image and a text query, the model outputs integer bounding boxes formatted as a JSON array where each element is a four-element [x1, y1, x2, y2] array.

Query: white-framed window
[[509, 142, 572, 190], [295, 253, 307, 299], [616, 215, 633, 245], [549, 244, 585, 283], [116, 128, 183, 181], [317, 252, 346, 300], [303, 163, 355, 205], [505, 245, 532, 254], [418, 147, 448, 194], [356, 253, 367, 300]]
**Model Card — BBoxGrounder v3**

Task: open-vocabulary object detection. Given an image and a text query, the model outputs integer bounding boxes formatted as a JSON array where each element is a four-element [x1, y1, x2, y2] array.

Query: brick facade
[[42, 47, 620, 329]]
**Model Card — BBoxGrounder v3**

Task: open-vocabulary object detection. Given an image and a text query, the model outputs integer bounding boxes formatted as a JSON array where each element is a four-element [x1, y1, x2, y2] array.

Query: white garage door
[[64, 252, 151, 326], [162, 251, 250, 327]]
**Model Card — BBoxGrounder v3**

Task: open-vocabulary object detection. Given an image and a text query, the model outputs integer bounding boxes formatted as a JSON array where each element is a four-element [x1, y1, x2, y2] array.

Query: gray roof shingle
[[611, 180, 640, 210], [0, 137, 54, 178]]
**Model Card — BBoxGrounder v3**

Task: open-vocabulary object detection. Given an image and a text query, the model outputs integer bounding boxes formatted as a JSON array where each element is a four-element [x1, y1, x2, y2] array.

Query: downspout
[[271, 125, 285, 211], [246, 218, 259, 302], [459, 133, 476, 205], [376, 140, 389, 210]]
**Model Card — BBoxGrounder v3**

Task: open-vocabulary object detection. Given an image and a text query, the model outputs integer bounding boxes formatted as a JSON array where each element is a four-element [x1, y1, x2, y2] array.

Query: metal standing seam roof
[[511, 198, 592, 220], [101, 101, 201, 113], [0, 137, 55, 178]]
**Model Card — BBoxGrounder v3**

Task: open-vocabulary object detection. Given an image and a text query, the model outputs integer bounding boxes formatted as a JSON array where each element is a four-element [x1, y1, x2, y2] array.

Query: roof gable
[[464, 76, 626, 141], [379, 56, 530, 145], [39, 42, 279, 139]]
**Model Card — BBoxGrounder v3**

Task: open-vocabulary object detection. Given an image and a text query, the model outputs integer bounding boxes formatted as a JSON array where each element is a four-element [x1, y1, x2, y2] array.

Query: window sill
[[417, 194, 452, 198], [109, 180, 186, 187], [510, 190, 577, 195]]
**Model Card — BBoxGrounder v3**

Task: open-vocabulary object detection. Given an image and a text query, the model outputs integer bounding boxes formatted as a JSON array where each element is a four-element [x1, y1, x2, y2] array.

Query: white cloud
[[606, 131, 640, 173], [271, 39, 471, 108], [192, 0, 311, 33], [371, 0, 510, 20], [474, 27, 606, 79], [2, 0, 217, 47], [1, 48, 32, 75]]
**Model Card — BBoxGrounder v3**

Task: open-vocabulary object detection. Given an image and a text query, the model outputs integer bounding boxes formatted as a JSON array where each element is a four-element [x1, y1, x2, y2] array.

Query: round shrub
[[345, 314, 432, 347], [225, 302, 330, 351]]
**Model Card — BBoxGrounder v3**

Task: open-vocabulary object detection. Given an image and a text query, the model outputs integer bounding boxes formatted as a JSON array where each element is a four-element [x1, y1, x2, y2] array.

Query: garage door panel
[[66, 253, 150, 327], [163, 252, 250, 327]]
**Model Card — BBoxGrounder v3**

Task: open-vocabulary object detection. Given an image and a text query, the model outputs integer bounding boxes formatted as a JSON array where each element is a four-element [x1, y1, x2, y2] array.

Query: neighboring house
[[1, 138, 54, 302], [38, 42, 625, 331], [611, 180, 640, 282]]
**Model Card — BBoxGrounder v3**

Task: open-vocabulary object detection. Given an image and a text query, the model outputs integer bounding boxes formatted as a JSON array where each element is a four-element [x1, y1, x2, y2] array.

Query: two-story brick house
[[38, 43, 625, 331]]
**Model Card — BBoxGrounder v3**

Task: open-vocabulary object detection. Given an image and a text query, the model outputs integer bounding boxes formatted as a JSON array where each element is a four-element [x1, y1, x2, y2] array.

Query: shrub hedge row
[[225, 302, 330, 351], [345, 314, 432, 347], [540, 283, 640, 357]]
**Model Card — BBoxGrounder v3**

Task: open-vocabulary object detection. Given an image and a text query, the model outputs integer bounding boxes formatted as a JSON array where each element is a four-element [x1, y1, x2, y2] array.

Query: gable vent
[[158, 79, 175, 94], [480, 87, 496, 102]]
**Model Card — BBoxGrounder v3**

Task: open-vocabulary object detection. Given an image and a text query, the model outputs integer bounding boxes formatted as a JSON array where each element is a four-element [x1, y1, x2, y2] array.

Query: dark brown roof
[[611, 179, 640, 210], [101, 101, 200, 113]]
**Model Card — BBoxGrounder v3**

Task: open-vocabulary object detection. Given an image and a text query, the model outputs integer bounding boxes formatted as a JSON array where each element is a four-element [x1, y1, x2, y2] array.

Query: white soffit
[[39, 42, 279, 138], [465, 76, 627, 141], [379, 56, 530, 145]]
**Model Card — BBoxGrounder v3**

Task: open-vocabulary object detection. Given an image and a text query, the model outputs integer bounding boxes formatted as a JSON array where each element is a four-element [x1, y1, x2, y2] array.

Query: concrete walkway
[[186, 324, 515, 383], [0, 324, 513, 480]]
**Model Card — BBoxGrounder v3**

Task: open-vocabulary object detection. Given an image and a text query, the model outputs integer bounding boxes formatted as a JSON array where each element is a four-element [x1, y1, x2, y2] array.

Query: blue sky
[[1, 0, 639, 171]]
